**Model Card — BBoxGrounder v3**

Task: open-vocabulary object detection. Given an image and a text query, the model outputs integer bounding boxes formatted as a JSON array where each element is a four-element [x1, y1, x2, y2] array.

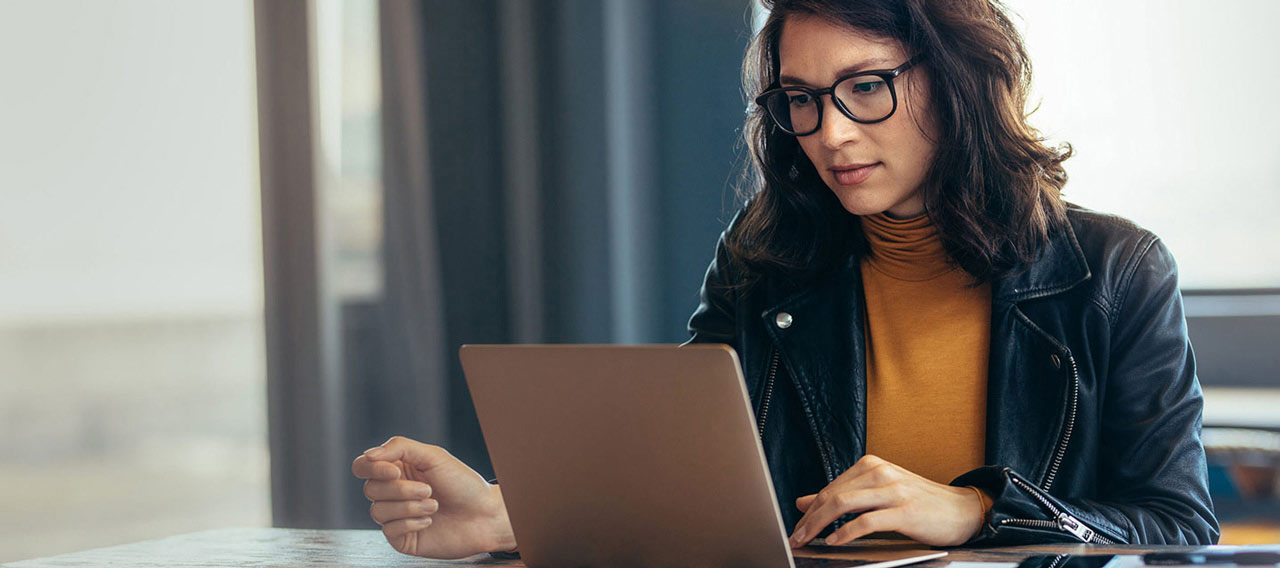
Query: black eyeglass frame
[[754, 54, 927, 136]]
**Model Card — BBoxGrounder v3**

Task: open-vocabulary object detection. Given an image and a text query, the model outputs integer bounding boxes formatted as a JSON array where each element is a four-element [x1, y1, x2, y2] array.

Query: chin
[[824, 177, 923, 218], [827, 185, 893, 217]]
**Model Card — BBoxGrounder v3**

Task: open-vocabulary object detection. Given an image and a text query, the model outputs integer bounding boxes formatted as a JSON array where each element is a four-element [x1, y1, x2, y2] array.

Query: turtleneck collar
[[860, 212, 954, 281]]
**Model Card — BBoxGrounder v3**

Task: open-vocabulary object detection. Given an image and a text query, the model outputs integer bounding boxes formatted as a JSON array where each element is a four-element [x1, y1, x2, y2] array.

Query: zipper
[[1001, 515, 1110, 544], [1043, 352, 1079, 492], [818, 439, 836, 481], [1002, 474, 1116, 544], [757, 350, 780, 439], [758, 348, 836, 481], [999, 312, 1119, 545], [1001, 519, 1058, 531]]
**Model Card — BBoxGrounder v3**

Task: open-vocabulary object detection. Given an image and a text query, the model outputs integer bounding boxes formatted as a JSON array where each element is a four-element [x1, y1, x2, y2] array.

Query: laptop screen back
[[460, 344, 794, 568]]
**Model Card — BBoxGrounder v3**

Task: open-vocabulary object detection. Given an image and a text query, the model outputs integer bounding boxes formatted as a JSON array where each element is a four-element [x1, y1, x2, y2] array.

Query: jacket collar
[[765, 212, 1093, 314], [990, 216, 1091, 303]]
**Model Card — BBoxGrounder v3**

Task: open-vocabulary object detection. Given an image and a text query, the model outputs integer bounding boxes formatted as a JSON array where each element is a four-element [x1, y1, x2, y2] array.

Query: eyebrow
[[779, 58, 897, 86]]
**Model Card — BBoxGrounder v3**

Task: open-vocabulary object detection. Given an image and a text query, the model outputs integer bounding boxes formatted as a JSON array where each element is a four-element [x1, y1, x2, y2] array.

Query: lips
[[831, 163, 879, 186]]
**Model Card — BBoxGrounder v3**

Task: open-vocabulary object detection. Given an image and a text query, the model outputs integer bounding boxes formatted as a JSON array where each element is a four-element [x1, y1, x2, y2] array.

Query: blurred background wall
[[1, 0, 1277, 562]]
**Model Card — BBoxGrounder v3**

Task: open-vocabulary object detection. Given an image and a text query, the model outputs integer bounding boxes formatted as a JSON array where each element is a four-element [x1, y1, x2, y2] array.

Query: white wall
[[0, 0, 261, 324], [1005, 0, 1280, 289]]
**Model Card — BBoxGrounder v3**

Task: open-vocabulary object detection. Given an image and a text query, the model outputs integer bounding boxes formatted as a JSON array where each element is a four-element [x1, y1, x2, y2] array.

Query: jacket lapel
[[986, 219, 1092, 485], [763, 255, 867, 480]]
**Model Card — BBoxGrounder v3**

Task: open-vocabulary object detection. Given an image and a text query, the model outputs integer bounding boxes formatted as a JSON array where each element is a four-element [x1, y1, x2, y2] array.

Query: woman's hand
[[351, 436, 516, 559], [789, 455, 986, 548]]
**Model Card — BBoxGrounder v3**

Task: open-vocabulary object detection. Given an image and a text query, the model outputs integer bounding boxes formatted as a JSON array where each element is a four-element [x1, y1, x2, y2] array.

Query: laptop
[[460, 344, 946, 568]]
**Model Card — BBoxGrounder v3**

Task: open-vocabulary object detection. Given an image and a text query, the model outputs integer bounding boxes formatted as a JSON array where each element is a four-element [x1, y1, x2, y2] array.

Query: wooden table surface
[[5, 527, 1271, 567]]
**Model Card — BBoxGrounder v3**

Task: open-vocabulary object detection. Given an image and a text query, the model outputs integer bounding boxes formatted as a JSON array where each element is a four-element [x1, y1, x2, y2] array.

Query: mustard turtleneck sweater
[[860, 213, 991, 485]]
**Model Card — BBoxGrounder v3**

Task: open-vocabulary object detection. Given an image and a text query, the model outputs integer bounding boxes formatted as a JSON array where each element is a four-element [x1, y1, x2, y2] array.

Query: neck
[[860, 212, 951, 281], [882, 196, 925, 219]]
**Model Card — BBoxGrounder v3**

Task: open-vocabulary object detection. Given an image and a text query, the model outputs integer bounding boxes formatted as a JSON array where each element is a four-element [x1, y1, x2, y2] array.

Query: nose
[[814, 94, 864, 150]]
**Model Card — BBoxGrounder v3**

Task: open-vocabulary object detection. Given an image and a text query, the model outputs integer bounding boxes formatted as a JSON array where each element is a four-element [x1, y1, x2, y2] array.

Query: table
[[6, 528, 1272, 567]]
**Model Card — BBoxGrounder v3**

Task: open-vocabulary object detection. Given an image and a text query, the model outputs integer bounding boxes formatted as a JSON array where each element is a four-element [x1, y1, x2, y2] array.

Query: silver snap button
[[775, 312, 793, 329], [1050, 354, 1062, 369]]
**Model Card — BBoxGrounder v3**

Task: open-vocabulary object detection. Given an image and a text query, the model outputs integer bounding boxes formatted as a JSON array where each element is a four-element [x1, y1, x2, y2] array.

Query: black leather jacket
[[686, 205, 1219, 545]]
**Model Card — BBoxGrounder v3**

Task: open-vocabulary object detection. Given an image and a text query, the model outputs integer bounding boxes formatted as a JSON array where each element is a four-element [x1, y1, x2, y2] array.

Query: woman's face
[[777, 14, 937, 219]]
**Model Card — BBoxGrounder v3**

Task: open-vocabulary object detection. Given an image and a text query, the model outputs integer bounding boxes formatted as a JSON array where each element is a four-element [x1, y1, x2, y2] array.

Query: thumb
[[363, 436, 451, 469]]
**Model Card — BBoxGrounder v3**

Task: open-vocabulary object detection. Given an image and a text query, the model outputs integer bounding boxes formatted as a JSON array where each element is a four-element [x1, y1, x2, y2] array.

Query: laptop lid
[[460, 343, 794, 568]]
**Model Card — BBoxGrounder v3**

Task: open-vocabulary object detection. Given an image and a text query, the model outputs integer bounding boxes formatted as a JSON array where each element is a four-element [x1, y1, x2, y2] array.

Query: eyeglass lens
[[764, 74, 894, 134]]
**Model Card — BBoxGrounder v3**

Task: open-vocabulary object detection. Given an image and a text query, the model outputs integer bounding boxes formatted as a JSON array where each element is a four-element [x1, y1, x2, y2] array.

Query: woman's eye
[[789, 93, 813, 106], [852, 81, 882, 94]]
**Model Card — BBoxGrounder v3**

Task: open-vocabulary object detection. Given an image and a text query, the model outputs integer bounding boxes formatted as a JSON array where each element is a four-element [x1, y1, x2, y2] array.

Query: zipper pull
[[1056, 512, 1095, 543]]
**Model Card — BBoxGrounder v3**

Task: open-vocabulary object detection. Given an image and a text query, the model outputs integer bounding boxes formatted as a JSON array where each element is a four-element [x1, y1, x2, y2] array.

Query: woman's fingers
[[825, 509, 900, 546], [352, 455, 408, 481], [789, 487, 895, 547], [381, 515, 433, 541], [364, 436, 454, 470], [796, 456, 900, 514], [790, 455, 912, 545], [363, 479, 433, 502], [796, 493, 816, 512], [369, 499, 440, 525], [795, 457, 984, 547]]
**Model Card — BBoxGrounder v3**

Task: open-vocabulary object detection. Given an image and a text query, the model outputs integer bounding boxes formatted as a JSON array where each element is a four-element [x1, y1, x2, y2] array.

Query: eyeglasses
[[754, 54, 926, 136]]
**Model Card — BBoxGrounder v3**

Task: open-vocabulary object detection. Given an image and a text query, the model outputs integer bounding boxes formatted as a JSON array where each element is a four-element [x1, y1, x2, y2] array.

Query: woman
[[351, 0, 1219, 557]]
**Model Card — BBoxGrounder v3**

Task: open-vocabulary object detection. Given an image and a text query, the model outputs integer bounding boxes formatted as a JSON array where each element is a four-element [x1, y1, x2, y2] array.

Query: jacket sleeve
[[685, 228, 741, 346], [955, 237, 1220, 545]]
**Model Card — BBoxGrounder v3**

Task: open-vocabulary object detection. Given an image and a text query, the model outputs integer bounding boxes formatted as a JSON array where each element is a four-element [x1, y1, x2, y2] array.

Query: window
[[0, 1, 268, 561]]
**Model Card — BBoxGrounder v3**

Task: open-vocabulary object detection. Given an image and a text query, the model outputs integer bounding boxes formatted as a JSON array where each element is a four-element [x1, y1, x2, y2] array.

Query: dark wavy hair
[[726, 0, 1070, 287]]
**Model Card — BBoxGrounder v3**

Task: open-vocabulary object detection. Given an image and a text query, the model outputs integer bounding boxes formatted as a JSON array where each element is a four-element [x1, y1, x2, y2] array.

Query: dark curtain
[[260, 0, 754, 528], [346, 0, 754, 526]]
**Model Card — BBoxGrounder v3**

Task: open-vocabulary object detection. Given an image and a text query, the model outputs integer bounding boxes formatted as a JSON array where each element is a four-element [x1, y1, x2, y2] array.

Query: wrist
[[965, 485, 991, 538], [488, 483, 518, 553]]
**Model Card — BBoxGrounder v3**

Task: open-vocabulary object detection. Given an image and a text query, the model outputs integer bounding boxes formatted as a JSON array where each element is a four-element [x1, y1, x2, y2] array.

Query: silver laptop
[[460, 344, 946, 568]]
